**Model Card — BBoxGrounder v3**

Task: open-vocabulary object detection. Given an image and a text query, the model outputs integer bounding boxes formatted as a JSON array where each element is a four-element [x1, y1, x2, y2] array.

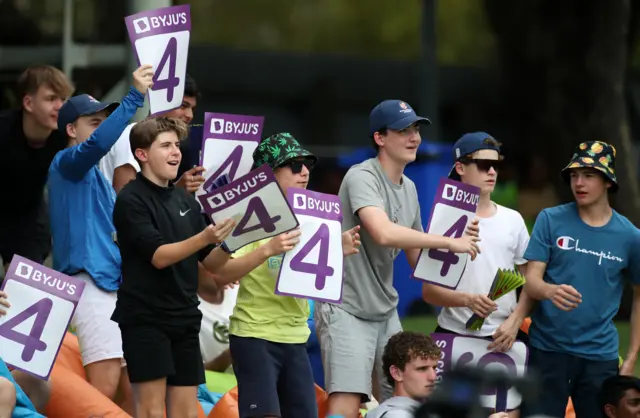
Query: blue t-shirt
[[524, 203, 640, 360]]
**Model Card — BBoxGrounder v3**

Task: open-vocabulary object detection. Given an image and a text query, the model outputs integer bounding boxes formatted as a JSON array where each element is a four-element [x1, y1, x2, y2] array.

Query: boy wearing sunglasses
[[205, 133, 361, 418], [315, 100, 481, 418], [423, 132, 532, 352]]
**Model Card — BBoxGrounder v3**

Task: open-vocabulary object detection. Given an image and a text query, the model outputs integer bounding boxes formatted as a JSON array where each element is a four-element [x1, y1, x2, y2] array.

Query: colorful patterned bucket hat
[[561, 141, 618, 191], [252, 132, 318, 169]]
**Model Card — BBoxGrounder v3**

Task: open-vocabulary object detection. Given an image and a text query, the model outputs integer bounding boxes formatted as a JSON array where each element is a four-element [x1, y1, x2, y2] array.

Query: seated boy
[[111, 116, 235, 418], [369, 331, 508, 418]]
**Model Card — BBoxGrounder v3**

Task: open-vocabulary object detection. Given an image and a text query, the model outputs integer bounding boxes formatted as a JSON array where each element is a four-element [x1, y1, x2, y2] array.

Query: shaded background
[[1, 0, 639, 319]]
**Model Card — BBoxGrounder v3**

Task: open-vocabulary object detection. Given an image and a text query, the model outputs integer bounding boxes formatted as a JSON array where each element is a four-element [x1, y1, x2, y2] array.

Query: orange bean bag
[[208, 384, 360, 418], [45, 364, 130, 418], [46, 331, 207, 418], [55, 332, 86, 379], [520, 317, 574, 418]]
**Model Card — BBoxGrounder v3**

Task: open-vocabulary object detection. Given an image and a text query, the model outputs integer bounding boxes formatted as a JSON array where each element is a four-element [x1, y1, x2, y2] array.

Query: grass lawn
[[400, 315, 638, 375]]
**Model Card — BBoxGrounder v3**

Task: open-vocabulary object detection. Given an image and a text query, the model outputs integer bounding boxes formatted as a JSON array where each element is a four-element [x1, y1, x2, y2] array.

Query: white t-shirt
[[98, 122, 140, 185], [198, 286, 238, 365], [437, 204, 530, 337]]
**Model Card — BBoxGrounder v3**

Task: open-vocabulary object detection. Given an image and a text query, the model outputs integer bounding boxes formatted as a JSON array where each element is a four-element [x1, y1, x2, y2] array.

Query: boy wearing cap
[[206, 133, 361, 418], [424, 132, 532, 352], [315, 99, 480, 418], [46, 65, 153, 403], [520, 141, 640, 418]]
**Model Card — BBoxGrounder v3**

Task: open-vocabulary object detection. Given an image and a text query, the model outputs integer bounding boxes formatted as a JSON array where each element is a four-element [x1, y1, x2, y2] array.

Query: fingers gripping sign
[[125, 4, 191, 115], [413, 178, 481, 289], [203, 218, 236, 245]]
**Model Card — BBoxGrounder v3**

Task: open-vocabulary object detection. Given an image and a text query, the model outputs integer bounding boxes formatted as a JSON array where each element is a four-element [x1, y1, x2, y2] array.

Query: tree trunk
[[484, 0, 640, 223]]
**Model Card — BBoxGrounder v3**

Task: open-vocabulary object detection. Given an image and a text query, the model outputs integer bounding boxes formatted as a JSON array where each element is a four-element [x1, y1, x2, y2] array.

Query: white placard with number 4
[[137, 33, 189, 114], [413, 209, 478, 289], [125, 5, 191, 115], [276, 215, 344, 303], [0, 281, 74, 379]]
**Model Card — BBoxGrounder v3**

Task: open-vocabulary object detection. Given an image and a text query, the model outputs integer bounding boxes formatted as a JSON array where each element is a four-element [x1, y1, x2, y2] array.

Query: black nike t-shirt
[[112, 173, 215, 327]]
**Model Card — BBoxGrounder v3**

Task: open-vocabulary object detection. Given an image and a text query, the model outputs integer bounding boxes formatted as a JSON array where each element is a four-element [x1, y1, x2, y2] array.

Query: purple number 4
[[152, 37, 180, 102], [428, 215, 468, 276], [232, 196, 282, 237], [0, 298, 52, 361], [290, 223, 334, 290]]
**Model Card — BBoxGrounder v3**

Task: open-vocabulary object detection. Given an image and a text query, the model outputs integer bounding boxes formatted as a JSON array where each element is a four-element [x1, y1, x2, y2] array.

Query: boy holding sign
[[205, 133, 360, 418], [99, 74, 205, 193], [423, 133, 532, 351], [111, 116, 235, 418], [520, 142, 640, 418], [315, 99, 480, 418], [47, 65, 153, 405]]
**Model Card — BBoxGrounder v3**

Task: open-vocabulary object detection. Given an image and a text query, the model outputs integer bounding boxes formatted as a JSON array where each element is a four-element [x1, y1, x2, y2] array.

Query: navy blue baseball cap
[[448, 132, 502, 180], [369, 99, 431, 137], [57, 94, 119, 132]]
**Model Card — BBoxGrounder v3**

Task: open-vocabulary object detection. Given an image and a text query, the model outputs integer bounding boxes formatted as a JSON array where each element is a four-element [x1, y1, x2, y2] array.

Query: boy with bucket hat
[[315, 100, 481, 418], [205, 132, 361, 418], [520, 141, 640, 418]]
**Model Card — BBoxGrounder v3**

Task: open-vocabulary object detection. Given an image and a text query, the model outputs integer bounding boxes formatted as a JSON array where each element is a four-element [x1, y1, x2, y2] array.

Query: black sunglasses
[[280, 158, 315, 174], [460, 158, 503, 172]]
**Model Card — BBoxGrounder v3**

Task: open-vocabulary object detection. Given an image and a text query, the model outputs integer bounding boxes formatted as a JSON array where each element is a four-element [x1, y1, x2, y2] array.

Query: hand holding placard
[[201, 219, 236, 245], [413, 178, 481, 289], [264, 229, 302, 257], [341, 225, 361, 256], [0, 291, 9, 316], [132, 64, 155, 95]]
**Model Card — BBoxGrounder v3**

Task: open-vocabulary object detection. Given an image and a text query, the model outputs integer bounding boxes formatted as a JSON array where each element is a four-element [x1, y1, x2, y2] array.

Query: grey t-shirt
[[366, 396, 422, 418], [336, 157, 422, 320]]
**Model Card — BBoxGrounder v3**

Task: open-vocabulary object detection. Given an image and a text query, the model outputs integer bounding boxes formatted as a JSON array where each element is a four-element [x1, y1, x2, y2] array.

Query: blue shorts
[[230, 335, 317, 418]]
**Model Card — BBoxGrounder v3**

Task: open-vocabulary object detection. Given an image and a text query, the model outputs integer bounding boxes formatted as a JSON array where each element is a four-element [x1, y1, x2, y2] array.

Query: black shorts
[[120, 322, 204, 386], [230, 335, 318, 418], [0, 202, 51, 266]]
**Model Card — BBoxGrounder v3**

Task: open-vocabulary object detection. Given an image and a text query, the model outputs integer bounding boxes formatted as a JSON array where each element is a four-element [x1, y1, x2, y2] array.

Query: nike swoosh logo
[[180, 209, 191, 216]]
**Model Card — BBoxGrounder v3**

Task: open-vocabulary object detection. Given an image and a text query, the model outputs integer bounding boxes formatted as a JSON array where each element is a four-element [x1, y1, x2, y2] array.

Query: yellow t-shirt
[[228, 238, 310, 344]]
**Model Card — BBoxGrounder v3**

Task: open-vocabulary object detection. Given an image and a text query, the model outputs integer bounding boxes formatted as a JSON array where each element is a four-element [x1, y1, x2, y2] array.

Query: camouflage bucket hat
[[252, 132, 318, 169], [561, 141, 618, 191]]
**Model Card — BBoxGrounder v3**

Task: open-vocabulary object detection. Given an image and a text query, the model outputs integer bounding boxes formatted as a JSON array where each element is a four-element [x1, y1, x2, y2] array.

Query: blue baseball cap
[[369, 99, 431, 137], [448, 132, 501, 180], [57, 94, 119, 132]]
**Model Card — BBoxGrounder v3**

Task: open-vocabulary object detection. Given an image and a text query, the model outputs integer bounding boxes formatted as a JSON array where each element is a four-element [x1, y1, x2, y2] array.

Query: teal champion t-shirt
[[524, 203, 640, 360]]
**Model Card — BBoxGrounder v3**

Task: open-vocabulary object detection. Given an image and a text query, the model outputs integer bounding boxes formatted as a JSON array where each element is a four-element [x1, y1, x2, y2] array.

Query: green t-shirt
[[229, 238, 310, 344]]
